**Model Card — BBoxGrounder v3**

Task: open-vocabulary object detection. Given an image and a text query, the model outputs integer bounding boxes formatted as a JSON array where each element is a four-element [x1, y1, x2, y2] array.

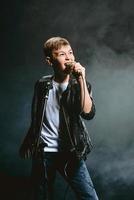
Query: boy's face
[[49, 45, 75, 75]]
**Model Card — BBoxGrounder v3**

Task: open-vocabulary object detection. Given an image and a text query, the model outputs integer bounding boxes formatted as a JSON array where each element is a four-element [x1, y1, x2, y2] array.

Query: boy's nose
[[65, 53, 71, 60]]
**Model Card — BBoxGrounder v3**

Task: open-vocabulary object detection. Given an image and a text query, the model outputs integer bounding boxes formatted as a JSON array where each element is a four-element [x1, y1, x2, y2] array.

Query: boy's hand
[[73, 62, 85, 80], [65, 61, 85, 80]]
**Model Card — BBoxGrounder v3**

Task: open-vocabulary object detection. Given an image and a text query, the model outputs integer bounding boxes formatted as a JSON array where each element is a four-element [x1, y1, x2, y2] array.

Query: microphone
[[65, 62, 82, 77], [64, 62, 74, 74]]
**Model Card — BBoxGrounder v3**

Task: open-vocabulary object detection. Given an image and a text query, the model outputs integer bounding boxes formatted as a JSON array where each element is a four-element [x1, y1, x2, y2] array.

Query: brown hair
[[43, 37, 70, 57]]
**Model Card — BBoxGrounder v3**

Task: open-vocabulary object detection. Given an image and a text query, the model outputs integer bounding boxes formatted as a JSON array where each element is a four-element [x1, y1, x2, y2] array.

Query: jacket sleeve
[[19, 80, 39, 159], [80, 81, 96, 120]]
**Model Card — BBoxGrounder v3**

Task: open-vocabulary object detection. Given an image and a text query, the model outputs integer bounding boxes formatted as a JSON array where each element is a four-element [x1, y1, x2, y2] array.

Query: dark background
[[1, 0, 134, 199]]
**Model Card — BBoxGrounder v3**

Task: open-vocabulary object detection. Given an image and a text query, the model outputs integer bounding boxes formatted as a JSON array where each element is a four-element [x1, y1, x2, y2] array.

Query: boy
[[20, 37, 99, 200]]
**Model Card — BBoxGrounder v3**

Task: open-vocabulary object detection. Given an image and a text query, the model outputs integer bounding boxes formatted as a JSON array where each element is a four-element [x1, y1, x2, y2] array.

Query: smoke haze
[[1, 0, 134, 199]]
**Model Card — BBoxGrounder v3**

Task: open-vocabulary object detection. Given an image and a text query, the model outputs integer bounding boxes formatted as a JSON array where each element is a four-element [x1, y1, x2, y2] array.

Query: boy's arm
[[73, 62, 95, 119]]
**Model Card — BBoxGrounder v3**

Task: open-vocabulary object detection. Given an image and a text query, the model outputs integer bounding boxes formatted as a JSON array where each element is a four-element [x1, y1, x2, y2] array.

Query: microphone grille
[[65, 62, 74, 68]]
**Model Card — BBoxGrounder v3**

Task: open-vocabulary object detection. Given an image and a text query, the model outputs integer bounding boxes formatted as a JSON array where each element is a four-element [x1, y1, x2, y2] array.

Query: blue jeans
[[31, 151, 99, 200]]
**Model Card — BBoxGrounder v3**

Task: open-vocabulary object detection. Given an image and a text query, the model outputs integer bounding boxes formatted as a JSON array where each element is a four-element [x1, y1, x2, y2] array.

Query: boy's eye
[[69, 51, 73, 54], [59, 53, 65, 56], [57, 50, 73, 57]]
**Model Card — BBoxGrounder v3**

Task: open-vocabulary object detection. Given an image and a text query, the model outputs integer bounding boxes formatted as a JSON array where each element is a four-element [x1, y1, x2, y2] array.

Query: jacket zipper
[[61, 105, 76, 152]]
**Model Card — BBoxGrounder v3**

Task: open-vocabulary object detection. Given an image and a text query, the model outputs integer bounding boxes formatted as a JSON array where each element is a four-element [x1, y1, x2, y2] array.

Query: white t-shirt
[[41, 80, 68, 152]]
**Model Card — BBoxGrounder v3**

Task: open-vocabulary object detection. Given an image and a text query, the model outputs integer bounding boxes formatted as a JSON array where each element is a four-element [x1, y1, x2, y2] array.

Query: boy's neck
[[53, 74, 70, 83]]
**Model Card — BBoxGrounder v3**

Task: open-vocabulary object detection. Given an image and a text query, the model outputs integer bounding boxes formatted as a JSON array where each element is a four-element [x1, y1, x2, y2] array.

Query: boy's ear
[[46, 56, 53, 66]]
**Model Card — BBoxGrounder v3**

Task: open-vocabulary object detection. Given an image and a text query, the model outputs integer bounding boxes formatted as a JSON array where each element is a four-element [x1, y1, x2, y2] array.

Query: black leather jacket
[[20, 75, 95, 160]]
